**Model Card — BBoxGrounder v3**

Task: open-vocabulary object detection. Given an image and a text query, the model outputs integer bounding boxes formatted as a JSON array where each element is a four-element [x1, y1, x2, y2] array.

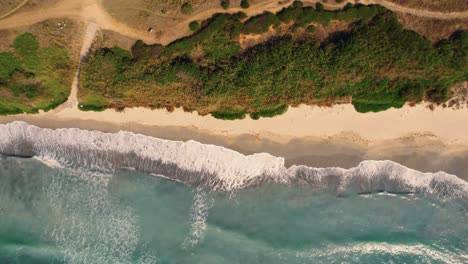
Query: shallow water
[[0, 156, 467, 264]]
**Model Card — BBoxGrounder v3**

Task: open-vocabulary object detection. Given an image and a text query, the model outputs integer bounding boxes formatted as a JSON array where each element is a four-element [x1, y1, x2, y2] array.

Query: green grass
[[0, 52, 20, 79], [0, 33, 73, 115], [13, 33, 39, 58], [78, 94, 109, 112]]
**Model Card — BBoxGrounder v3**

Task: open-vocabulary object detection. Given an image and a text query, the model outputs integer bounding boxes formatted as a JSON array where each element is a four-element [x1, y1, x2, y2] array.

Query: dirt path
[[65, 23, 98, 108], [360, 0, 468, 20], [0, 0, 154, 42], [0, 0, 29, 19], [0, 0, 467, 45]]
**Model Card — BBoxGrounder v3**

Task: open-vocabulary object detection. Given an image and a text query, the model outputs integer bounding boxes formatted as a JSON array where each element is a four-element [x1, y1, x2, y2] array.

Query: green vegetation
[[242, 12, 280, 35], [306, 25, 316, 32], [250, 105, 288, 119], [189, 20, 200, 31], [0, 52, 19, 79], [211, 108, 246, 120], [221, 0, 230, 10], [80, 3, 467, 118], [240, 0, 250, 9], [181, 2, 193, 14], [0, 33, 73, 115], [79, 94, 109, 111], [316, 3, 324, 11]]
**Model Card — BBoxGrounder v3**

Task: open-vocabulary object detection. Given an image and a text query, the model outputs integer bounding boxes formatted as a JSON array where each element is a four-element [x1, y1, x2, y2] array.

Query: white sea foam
[[183, 190, 212, 249], [301, 242, 468, 264], [0, 121, 467, 197], [45, 165, 150, 264]]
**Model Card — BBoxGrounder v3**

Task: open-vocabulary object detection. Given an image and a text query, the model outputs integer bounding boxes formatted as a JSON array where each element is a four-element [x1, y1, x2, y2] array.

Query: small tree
[[306, 25, 316, 33], [220, 0, 230, 9], [188, 20, 200, 31], [181, 2, 193, 14], [240, 0, 250, 9], [315, 2, 324, 11], [292, 1, 303, 8], [336, 0, 345, 3]]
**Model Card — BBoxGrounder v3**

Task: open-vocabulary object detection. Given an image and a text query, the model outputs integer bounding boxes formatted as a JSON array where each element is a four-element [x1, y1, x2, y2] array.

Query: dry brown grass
[[396, 12, 468, 42], [97, 29, 138, 51], [100, 0, 215, 34], [0, 0, 61, 16], [386, 0, 468, 12], [0, 18, 84, 59]]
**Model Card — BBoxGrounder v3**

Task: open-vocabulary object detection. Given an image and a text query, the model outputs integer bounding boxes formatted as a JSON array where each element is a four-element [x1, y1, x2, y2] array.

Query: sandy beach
[[1, 103, 468, 180]]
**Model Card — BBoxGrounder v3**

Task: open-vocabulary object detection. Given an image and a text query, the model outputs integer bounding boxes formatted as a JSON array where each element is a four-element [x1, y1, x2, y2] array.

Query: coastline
[[1, 103, 468, 180]]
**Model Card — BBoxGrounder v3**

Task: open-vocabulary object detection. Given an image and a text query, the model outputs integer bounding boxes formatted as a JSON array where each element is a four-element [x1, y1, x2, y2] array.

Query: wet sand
[[1, 112, 467, 180]]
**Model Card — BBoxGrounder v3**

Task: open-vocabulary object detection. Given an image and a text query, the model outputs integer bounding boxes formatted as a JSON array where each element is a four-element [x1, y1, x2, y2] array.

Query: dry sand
[[50, 103, 468, 144]]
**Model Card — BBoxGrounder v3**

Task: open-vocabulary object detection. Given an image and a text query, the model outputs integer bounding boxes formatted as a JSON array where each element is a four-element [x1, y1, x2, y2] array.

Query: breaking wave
[[0, 122, 466, 198]]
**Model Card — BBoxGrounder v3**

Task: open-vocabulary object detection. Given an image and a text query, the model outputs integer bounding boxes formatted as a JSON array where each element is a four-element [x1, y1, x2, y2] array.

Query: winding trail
[[359, 0, 468, 20], [0, 0, 467, 43], [0, 0, 29, 20], [60, 22, 99, 110]]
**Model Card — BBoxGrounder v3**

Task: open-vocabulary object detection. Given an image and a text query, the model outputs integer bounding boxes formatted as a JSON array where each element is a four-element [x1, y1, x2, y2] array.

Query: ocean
[[0, 122, 467, 264]]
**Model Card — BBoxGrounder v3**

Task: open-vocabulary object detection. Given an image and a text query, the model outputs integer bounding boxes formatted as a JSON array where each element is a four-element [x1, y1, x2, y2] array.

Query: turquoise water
[[1, 156, 467, 264]]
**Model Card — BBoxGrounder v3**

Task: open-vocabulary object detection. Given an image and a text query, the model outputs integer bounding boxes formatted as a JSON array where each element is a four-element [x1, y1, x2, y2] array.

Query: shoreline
[[3, 102, 467, 143], [1, 103, 468, 180]]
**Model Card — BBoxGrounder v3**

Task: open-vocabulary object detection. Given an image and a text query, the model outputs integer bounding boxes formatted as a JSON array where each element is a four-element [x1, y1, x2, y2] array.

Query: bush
[[399, 80, 425, 103], [181, 2, 193, 14], [189, 20, 200, 31], [306, 25, 316, 33], [13, 33, 39, 58], [0, 52, 19, 79], [336, 0, 345, 3], [315, 2, 324, 11], [9, 83, 39, 98], [292, 1, 303, 8], [250, 105, 288, 119], [240, 0, 250, 9], [242, 12, 280, 34], [426, 86, 449, 104], [211, 108, 246, 120], [221, 0, 230, 9]]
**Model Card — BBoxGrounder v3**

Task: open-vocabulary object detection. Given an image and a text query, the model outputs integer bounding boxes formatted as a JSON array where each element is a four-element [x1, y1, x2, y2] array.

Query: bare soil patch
[[385, 0, 468, 12]]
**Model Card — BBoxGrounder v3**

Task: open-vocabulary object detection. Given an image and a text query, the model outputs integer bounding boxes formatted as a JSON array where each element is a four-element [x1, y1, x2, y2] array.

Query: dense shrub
[[181, 2, 193, 14], [221, 0, 230, 9], [315, 2, 324, 11], [211, 108, 246, 120], [240, 0, 250, 9], [250, 105, 288, 119], [306, 25, 316, 32], [242, 12, 280, 34], [79, 6, 466, 118], [189, 20, 200, 31]]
